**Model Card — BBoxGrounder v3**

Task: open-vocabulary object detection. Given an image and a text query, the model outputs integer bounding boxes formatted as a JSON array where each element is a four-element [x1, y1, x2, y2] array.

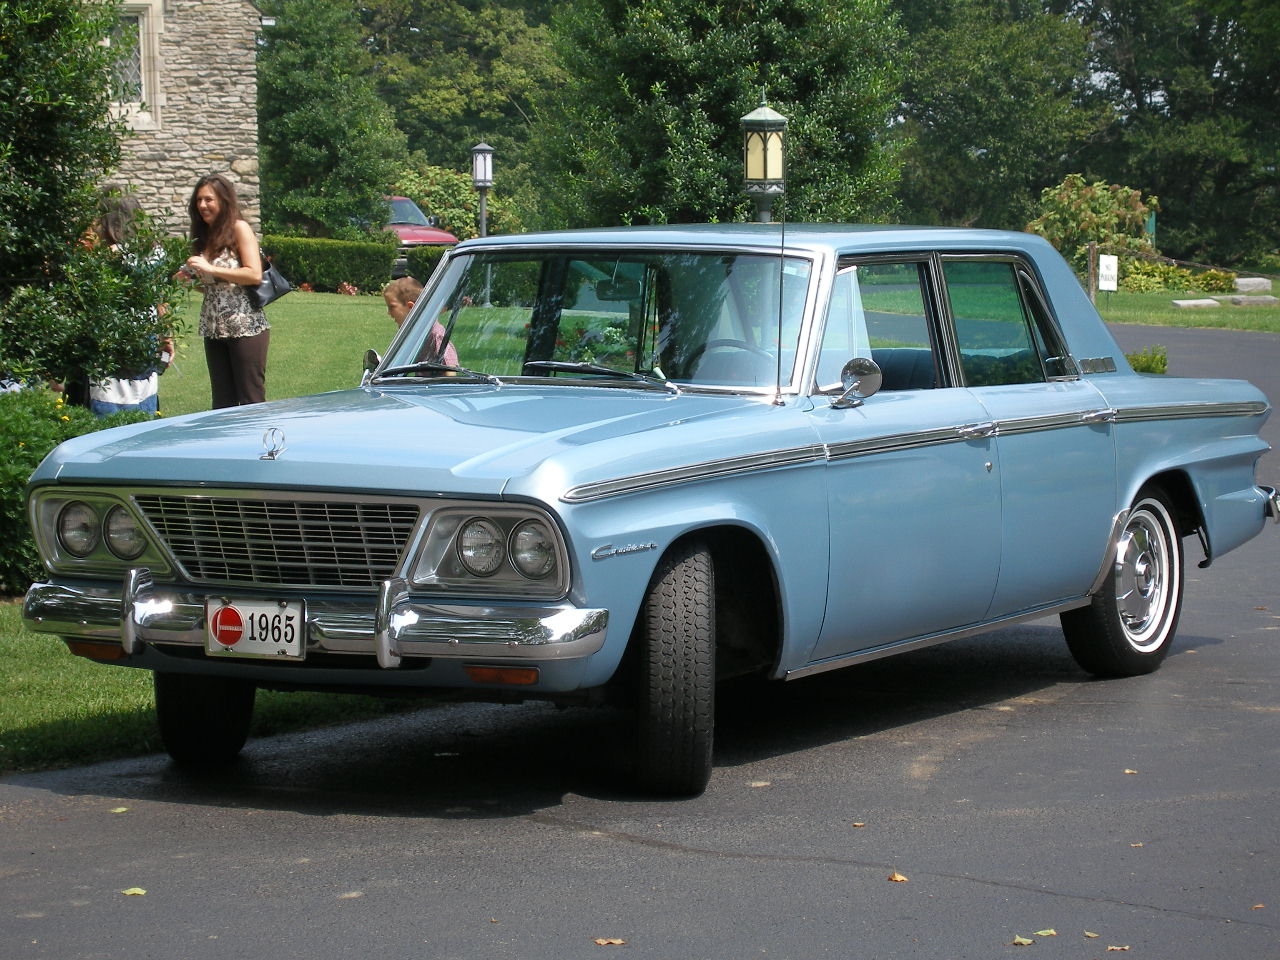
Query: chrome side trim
[[784, 597, 1091, 681], [24, 578, 608, 665], [1114, 400, 1268, 422], [561, 444, 825, 503], [825, 427, 961, 461]]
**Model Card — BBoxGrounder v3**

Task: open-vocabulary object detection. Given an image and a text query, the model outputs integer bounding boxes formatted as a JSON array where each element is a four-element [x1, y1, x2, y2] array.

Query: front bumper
[[1264, 484, 1280, 523], [23, 569, 608, 672]]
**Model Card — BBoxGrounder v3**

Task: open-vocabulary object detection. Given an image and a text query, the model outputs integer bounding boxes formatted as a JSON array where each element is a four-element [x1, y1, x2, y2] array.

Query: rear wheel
[[1061, 487, 1183, 677], [632, 540, 715, 796], [154, 673, 256, 765]]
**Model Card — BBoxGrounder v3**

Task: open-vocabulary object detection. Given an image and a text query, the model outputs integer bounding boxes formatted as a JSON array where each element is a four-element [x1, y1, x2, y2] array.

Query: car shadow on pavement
[[5, 623, 1219, 814]]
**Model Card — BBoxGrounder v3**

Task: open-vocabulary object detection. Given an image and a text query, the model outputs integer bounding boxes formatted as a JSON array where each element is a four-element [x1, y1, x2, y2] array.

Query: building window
[[108, 3, 163, 130]]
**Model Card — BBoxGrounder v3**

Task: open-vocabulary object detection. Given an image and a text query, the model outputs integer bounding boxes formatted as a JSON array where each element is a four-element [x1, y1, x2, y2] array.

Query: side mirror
[[831, 357, 883, 409], [361, 348, 381, 386]]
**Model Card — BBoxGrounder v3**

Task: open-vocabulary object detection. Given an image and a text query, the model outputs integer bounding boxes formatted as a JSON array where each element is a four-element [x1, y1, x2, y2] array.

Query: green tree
[[894, 0, 1101, 229], [257, 0, 409, 237], [1, 1, 181, 389], [526, 0, 906, 228], [361, 0, 560, 174], [1067, 0, 1279, 265]]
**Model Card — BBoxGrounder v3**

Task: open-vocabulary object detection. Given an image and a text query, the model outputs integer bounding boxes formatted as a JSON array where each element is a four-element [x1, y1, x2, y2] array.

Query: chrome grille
[[133, 495, 421, 590]]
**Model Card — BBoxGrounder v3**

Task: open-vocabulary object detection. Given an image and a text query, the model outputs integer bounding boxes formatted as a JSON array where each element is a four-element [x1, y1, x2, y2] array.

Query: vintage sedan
[[23, 224, 1278, 795]]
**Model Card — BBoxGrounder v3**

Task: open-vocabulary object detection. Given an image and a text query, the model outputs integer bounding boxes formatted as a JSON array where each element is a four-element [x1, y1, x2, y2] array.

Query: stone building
[[109, 0, 261, 237]]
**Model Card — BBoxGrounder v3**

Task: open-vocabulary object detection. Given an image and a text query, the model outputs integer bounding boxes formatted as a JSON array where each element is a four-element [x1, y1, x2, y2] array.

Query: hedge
[[262, 235, 397, 295]]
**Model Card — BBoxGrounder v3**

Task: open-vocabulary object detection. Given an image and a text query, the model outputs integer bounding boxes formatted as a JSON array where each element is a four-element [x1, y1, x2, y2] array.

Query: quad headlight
[[57, 501, 100, 558], [32, 491, 167, 574], [412, 507, 568, 597]]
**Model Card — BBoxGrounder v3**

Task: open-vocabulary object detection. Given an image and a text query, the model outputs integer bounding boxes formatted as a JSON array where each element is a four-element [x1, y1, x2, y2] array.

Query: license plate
[[204, 598, 305, 659]]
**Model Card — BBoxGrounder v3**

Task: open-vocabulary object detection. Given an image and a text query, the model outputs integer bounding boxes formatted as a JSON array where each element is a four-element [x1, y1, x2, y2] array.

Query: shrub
[[1192, 269, 1237, 293], [1027, 174, 1158, 275], [1125, 345, 1168, 375], [262, 235, 395, 293], [0, 389, 150, 595], [1120, 258, 1193, 292], [404, 245, 449, 284]]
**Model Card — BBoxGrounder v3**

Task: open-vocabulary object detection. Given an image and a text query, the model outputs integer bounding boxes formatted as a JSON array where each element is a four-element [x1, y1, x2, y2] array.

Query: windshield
[[388, 197, 430, 226], [381, 249, 812, 389]]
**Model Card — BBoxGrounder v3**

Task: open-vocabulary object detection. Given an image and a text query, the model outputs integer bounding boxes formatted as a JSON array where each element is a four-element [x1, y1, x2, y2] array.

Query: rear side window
[[944, 260, 1061, 386]]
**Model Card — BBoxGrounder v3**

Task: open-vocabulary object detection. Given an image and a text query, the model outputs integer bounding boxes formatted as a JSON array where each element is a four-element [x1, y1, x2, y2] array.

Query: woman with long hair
[[182, 173, 268, 408]]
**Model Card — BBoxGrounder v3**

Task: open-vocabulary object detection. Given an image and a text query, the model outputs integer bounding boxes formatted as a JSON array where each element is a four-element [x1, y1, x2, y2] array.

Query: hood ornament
[[260, 427, 287, 460]]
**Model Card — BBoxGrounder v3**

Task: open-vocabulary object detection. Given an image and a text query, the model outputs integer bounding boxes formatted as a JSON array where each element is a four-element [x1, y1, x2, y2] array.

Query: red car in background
[[386, 195, 457, 276]]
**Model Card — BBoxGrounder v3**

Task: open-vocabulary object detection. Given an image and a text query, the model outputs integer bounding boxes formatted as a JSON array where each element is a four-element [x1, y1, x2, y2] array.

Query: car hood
[[34, 385, 796, 502], [387, 224, 458, 245]]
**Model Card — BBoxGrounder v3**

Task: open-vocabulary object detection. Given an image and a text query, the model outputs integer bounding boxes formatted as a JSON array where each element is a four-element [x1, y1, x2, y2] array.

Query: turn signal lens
[[457, 518, 505, 576], [465, 665, 539, 686], [509, 520, 557, 579], [57, 501, 100, 558]]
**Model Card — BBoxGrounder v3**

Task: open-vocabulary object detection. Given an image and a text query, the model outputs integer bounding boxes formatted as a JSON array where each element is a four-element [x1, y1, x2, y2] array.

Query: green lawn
[[1094, 288, 1280, 333], [159, 290, 396, 417]]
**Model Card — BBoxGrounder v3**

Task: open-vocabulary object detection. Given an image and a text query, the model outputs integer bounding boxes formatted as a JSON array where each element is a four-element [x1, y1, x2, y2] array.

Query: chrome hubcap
[[1114, 507, 1172, 651]]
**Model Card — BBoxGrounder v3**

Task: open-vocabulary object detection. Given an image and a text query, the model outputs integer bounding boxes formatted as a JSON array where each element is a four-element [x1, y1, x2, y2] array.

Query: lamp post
[[741, 95, 787, 223], [471, 142, 494, 238]]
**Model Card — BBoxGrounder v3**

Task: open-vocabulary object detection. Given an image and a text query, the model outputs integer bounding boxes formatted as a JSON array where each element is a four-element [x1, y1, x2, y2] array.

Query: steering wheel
[[686, 338, 775, 371]]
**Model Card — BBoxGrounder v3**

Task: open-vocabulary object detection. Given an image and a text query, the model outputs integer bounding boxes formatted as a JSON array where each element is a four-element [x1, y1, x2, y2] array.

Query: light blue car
[[23, 224, 1279, 795]]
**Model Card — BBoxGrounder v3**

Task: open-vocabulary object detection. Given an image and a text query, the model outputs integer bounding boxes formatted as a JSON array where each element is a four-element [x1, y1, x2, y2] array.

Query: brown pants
[[205, 331, 269, 409]]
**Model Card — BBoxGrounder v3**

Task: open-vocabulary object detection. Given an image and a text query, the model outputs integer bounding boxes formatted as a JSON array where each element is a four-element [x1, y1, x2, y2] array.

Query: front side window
[[817, 261, 938, 391], [381, 249, 812, 390]]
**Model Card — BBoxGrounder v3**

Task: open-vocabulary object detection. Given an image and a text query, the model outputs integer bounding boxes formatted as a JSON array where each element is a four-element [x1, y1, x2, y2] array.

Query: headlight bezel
[[32, 490, 169, 575], [409, 505, 569, 598]]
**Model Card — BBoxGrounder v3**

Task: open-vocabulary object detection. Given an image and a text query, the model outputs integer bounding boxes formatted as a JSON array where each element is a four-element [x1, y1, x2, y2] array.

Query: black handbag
[[247, 250, 291, 309]]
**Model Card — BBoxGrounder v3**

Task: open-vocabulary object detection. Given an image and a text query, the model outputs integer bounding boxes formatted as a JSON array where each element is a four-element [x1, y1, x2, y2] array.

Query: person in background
[[383, 276, 459, 365], [87, 191, 174, 417], [181, 173, 268, 408]]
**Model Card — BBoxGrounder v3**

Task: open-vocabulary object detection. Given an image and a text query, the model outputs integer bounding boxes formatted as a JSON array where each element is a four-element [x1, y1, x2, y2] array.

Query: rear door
[[941, 257, 1117, 615]]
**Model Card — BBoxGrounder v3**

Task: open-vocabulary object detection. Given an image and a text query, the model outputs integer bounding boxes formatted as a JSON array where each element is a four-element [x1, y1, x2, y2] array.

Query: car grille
[[132, 495, 421, 590]]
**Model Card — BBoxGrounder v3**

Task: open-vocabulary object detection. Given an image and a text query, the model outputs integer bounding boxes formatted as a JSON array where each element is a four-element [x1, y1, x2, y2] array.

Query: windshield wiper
[[523, 360, 680, 395], [376, 360, 503, 385]]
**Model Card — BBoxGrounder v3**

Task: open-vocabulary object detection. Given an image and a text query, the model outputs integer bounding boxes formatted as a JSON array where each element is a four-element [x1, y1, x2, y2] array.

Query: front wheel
[[1061, 487, 1184, 677], [631, 539, 715, 796], [154, 673, 256, 765]]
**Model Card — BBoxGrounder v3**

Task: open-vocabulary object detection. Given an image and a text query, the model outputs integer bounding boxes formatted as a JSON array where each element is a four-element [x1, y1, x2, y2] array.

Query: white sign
[[1098, 254, 1119, 292]]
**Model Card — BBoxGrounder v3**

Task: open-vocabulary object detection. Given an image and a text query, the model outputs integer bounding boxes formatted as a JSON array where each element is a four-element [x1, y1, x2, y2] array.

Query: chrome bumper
[[1263, 485, 1280, 524], [23, 570, 608, 668]]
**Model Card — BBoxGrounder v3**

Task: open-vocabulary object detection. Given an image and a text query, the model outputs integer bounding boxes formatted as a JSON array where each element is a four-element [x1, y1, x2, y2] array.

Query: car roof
[[453, 223, 1057, 259]]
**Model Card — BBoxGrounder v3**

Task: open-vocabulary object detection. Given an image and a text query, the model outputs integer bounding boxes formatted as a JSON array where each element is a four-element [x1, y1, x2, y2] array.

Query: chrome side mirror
[[831, 357, 883, 409], [361, 348, 381, 386]]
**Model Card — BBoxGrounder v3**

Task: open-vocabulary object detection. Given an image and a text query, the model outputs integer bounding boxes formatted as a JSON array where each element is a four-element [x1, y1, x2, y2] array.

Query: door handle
[[1081, 408, 1117, 424], [957, 421, 997, 440]]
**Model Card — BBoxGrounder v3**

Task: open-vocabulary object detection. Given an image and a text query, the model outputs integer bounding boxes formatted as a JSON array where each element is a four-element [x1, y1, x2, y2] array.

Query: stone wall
[[113, 0, 261, 239]]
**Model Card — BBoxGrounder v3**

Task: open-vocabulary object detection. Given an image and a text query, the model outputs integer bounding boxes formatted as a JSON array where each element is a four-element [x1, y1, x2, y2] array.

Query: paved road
[[2, 326, 1277, 960]]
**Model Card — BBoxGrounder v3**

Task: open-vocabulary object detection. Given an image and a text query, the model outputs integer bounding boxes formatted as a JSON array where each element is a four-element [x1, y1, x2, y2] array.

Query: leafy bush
[[404, 245, 449, 284], [1120, 259, 1193, 293], [1125, 345, 1168, 375], [0, 389, 150, 595], [1193, 269, 1237, 293], [1027, 174, 1158, 275], [263, 235, 395, 293]]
